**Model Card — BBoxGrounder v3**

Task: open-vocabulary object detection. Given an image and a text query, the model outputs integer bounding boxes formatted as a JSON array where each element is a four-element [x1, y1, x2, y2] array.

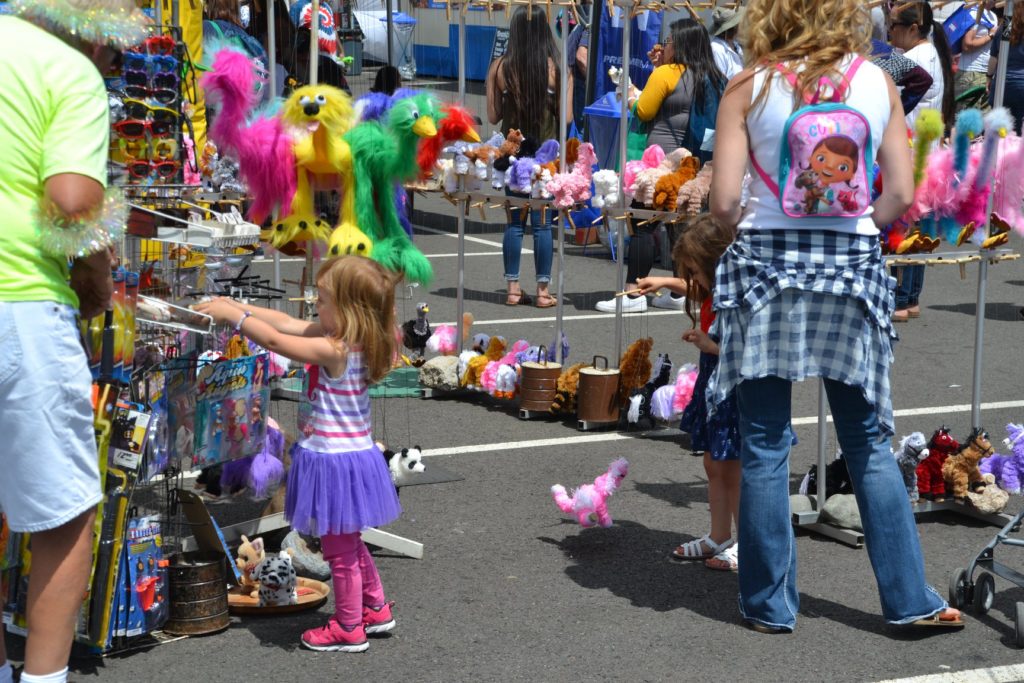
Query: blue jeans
[[892, 265, 924, 309], [735, 376, 946, 631], [503, 191, 553, 284]]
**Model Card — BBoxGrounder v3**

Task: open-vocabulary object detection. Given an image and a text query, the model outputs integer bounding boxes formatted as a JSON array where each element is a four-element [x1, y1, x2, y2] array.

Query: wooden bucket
[[518, 345, 561, 412], [163, 553, 230, 636], [577, 356, 621, 424]]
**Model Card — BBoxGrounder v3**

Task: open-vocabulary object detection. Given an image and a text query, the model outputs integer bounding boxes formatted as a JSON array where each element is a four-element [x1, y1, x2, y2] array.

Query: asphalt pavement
[[9, 199, 1024, 682]]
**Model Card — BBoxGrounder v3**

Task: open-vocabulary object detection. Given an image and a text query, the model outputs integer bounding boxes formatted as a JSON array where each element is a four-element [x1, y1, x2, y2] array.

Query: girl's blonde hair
[[671, 214, 736, 329], [316, 256, 398, 384], [741, 0, 872, 111]]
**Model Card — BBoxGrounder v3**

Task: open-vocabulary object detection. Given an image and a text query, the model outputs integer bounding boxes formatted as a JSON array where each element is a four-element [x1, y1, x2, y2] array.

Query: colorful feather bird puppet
[[201, 48, 366, 254], [417, 103, 481, 179], [329, 93, 439, 285]]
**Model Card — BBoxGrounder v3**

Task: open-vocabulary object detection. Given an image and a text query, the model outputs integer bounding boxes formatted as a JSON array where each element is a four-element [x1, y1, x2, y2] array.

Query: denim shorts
[[0, 301, 102, 532]]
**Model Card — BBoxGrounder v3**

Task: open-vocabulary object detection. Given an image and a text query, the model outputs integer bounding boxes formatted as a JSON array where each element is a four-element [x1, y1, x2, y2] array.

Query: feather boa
[[993, 133, 1024, 235]]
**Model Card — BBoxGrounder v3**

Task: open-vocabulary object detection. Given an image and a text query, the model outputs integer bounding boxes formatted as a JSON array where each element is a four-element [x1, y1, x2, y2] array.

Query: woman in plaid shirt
[[708, 0, 964, 633]]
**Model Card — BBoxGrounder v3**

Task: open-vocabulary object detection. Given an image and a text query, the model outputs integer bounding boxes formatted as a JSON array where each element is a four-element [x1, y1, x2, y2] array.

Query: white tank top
[[738, 55, 892, 235]]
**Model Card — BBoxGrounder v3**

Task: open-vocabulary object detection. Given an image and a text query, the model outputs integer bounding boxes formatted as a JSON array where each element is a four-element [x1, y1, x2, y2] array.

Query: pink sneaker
[[363, 601, 396, 635], [301, 618, 369, 652]]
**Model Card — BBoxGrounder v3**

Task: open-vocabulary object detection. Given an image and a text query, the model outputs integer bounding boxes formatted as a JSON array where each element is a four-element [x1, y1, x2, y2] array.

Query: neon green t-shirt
[[0, 16, 109, 308]]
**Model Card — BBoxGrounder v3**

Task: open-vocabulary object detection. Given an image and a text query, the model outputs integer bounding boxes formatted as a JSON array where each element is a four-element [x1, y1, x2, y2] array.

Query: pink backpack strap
[[774, 55, 866, 104], [749, 149, 780, 198]]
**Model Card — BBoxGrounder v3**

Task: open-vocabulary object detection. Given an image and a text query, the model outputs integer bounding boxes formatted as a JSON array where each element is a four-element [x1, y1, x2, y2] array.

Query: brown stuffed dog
[[942, 428, 995, 500], [652, 156, 701, 211], [617, 337, 653, 405], [551, 362, 586, 414], [676, 163, 714, 216]]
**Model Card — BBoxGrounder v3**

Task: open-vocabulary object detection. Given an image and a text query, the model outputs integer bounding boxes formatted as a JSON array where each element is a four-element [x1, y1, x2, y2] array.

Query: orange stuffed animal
[[652, 156, 701, 211]]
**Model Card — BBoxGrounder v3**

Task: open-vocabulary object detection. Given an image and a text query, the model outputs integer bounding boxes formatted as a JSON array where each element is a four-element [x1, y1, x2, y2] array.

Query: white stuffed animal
[[592, 169, 621, 209], [252, 550, 298, 607], [383, 446, 426, 487]]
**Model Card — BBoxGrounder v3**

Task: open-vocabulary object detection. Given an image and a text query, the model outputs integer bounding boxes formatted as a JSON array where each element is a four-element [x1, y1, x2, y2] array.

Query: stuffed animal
[[426, 312, 474, 356], [633, 148, 691, 208], [980, 423, 1024, 494], [942, 428, 995, 500], [382, 445, 426, 487], [546, 142, 598, 209], [401, 302, 432, 364], [592, 169, 621, 209], [416, 102, 479, 179], [917, 426, 959, 501], [670, 363, 699, 416], [893, 432, 929, 503], [491, 129, 524, 189], [252, 550, 298, 607], [551, 362, 586, 414], [627, 353, 673, 429], [235, 535, 266, 597], [799, 451, 854, 498], [652, 156, 701, 211], [551, 458, 630, 528], [623, 144, 665, 197], [617, 337, 653, 405], [676, 163, 714, 216], [992, 130, 1024, 235], [966, 473, 1010, 514]]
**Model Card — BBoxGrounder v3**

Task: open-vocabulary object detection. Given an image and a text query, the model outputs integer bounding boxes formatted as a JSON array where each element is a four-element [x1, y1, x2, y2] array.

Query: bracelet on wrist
[[235, 310, 252, 333]]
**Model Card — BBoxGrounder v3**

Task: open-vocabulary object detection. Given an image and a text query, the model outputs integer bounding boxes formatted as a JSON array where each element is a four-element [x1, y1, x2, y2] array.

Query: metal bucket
[[163, 553, 230, 636], [518, 345, 561, 413], [577, 356, 621, 424]]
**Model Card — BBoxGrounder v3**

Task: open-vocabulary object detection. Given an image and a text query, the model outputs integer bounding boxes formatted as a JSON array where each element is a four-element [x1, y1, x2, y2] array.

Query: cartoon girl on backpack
[[800, 135, 861, 215]]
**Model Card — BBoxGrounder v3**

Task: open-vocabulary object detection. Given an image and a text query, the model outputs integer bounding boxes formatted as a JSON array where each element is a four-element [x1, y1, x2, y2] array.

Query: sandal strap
[[678, 534, 732, 558]]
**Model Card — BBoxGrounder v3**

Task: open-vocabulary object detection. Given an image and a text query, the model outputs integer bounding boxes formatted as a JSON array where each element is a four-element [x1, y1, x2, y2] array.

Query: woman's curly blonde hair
[[741, 0, 872, 111]]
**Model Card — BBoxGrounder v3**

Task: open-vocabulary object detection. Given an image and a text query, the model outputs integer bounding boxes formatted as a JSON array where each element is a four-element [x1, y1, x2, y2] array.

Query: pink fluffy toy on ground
[[551, 458, 629, 528]]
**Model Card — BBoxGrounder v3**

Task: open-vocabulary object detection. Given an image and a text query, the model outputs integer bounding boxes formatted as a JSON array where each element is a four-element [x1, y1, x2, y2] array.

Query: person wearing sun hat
[[0, 2, 148, 682], [710, 6, 744, 80]]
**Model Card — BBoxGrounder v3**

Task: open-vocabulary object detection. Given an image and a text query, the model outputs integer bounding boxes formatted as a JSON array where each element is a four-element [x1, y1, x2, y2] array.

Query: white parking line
[[253, 251, 504, 264], [873, 663, 1024, 683], [422, 399, 1024, 457]]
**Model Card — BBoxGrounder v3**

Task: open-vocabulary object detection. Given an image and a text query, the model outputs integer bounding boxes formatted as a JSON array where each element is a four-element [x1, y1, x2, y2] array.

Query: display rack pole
[[614, 9, 630, 366], [555, 7, 568, 364], [310, 0, 320, 84], [969, 0, 1014, 431], [455, 2, 467, 352], [387, 0, 395, 68], [269, 0, 283, 308]]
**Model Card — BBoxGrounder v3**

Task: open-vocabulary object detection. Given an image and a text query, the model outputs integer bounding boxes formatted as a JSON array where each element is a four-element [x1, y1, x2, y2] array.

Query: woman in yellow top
[[596, 18, 726, 313]]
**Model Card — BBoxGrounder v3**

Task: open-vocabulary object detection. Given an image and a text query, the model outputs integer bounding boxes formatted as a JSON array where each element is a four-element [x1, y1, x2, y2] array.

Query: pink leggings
[[320, 532, 387, 628]]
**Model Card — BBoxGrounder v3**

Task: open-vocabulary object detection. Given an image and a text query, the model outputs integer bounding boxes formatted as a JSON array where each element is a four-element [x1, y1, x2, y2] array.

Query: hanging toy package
[[192, 354, 271, 469]]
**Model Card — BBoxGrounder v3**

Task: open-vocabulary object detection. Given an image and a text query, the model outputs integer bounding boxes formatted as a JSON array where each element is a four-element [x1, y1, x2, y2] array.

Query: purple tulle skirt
[[285, 443, 402, 536]]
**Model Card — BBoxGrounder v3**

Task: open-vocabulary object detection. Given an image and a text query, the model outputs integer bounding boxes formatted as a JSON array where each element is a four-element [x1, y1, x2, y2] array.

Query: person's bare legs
[[706, 454, 737, 547], [23, 510, 95, 677]]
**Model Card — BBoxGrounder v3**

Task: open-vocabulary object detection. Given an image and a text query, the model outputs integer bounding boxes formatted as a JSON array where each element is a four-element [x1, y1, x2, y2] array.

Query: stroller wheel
[[973, 572, 995, 615], [1015, 603, 1024, 648], [949, 567, 970, 610]]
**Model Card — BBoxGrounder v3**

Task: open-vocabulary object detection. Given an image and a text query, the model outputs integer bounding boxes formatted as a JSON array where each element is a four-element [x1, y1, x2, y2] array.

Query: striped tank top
[[299, 352, 374, 454]]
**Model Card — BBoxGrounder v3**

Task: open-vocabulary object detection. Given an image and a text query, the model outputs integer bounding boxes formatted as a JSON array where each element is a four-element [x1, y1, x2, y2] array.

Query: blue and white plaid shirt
[[707, 230, 899, 436]]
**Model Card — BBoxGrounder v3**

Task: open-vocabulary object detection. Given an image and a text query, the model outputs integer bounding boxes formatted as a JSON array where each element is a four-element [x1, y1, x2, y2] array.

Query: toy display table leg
[[182, 512, 424, 560]]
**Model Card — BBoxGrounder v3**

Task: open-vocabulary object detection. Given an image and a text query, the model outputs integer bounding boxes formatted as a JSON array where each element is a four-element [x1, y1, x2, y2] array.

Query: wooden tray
[[227, 577, 330, 615]]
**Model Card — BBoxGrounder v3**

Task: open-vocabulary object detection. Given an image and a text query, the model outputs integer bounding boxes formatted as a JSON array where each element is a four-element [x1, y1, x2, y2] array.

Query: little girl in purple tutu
[[197, 256, 402, 653]]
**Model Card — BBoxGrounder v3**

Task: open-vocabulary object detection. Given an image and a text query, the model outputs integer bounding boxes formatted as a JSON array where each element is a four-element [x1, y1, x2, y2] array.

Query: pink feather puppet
[[201, 49, 298, 224], [623, 144, 665, 198], [993, 132, 1024, 236], [551, 458, 630, 528], [546, 142, 599, 209], [672, 364, 699, 415]]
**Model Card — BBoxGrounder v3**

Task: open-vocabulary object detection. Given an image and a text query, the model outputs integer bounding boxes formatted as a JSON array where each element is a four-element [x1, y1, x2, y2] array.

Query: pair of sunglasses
[[124, 52, 178, 72], [114, 118, 176, 139], [119, 137, 178, 160], [122, 98, 179, 126], [138, 35, 176, 55], [127, 159, 181, 180], [124, 70, 180, 105]]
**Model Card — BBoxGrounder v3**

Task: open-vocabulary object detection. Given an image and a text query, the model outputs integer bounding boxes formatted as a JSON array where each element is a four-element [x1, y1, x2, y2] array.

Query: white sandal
[[705, 543, 739, 572], [670, 534, 734, 562]]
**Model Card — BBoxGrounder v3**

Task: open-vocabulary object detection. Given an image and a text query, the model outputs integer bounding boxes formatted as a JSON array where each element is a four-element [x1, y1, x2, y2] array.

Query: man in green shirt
[[0, 1, 147, 681]]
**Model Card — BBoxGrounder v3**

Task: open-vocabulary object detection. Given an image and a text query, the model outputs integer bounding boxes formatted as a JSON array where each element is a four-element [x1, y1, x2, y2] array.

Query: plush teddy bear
[[235, 535, 266, 597], [652, 156, 701, 211], [552, 458, 630, 527], [252, 549, 298, 607], [942, 428, 995, 500], [676, 162, 714, 216], [633, 148, 690, 208], [980, 422, 1024, 494], [893, 432, 930, 503]]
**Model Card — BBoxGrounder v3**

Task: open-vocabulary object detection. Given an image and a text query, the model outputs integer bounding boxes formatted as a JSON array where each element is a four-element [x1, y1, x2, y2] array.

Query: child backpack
[[750, 57, 874, 219]]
